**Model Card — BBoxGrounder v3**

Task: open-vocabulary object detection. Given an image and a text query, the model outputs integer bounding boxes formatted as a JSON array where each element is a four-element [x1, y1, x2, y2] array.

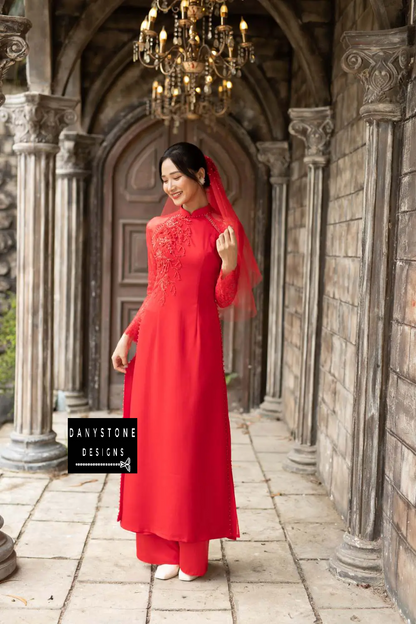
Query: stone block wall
[[382, 56, 416, 622], [314, 0, 375, 520]]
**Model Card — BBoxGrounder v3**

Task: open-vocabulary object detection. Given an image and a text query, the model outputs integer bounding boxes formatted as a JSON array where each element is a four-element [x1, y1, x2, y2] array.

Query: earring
[[199, 177, 205, 185]]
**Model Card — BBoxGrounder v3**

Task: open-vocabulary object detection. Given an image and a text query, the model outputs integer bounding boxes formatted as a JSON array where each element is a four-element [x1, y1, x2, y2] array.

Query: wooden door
[[105, 119, 255, 410]]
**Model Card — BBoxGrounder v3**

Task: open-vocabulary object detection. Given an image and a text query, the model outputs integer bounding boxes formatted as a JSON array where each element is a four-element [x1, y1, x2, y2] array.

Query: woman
[[111, 142, 262, 582]]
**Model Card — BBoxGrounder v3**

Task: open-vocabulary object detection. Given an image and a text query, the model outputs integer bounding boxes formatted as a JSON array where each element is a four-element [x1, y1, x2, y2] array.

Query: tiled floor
[[0, 411, 406, 624]]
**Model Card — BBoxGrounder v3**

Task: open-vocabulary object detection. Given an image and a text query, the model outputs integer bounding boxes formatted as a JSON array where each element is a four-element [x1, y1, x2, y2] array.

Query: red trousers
[[136, 532, 209, 576]]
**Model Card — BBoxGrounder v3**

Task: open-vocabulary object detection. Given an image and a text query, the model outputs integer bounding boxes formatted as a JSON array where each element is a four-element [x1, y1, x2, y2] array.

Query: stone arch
[[82, 39, 285, 140], [53, 0, 329, 106], [82, 43, 136, 133]]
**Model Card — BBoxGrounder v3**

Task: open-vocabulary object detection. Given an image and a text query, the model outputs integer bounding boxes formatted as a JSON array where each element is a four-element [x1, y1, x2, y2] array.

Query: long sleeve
[[124, 221, 157, 342], [215, 263, 240, 309]]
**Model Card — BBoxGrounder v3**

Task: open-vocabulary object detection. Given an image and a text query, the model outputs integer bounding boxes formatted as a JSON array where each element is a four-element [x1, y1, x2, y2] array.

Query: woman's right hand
[[111, 334, 133, 374]]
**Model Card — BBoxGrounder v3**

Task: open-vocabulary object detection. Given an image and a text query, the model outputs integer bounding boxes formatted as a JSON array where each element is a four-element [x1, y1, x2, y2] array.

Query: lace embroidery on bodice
[[124, 208, 240, 342], [151, 213, 192, 306]]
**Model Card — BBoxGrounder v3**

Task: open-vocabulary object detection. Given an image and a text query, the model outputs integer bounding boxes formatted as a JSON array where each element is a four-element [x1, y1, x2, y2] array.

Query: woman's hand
[[111, 333, 132, 374], [216, 225, 238, 274]]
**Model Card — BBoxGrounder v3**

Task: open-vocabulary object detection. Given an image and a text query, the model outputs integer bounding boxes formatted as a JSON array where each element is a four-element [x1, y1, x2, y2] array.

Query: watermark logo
[[67, 418, 137, 474]]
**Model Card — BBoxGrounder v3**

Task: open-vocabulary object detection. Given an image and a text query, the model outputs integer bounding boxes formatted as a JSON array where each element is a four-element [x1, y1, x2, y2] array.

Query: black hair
[[159, 142, 211, 188]]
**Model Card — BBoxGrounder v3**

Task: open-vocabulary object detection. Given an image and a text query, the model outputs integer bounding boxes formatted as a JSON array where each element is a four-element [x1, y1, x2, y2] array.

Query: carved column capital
[[341, 26, 412, 121], [288, 107, 333, 164], [256, 141, 290, 184], [56, 132, 103, 176], [0, 93, 78, 146], [0, 15, 31, 107]]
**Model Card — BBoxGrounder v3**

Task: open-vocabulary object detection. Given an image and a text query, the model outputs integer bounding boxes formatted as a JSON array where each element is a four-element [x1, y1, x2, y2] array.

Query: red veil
[[160, 155, 263, 321]]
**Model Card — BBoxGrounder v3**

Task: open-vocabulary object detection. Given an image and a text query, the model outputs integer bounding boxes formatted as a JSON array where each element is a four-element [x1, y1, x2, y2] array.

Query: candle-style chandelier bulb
[[159, 26, 167, 53], [180, 0, 189, 19], [239, 17, 248, 42], [220, 4, 228, 24], [134, 0, 255, 126]]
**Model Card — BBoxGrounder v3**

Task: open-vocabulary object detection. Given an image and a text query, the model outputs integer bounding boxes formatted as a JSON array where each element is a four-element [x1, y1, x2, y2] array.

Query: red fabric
[[136, 533, 209, 575], [161, 155, 263, 321], [117, 203, 240, 542]]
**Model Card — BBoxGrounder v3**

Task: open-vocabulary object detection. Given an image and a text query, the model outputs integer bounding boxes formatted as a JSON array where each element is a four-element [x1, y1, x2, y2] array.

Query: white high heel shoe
[[155, 564, 180, 580], [179, 568, 200, 581]]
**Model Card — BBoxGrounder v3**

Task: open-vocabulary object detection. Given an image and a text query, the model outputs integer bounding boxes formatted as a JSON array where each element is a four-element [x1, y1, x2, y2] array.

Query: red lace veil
[[160, 155, 263, 321]]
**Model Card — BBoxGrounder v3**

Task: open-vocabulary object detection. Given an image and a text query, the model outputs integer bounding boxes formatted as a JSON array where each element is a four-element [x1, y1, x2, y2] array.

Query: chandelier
[[133, 0, 255, 130]]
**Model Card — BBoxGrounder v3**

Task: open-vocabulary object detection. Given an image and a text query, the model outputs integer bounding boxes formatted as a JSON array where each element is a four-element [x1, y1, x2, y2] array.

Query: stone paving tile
[[1, 504, 32, 539], [231, 444, 257, 461], [251, 435, 295, 454], [61, 582, 148, 624], [232, 508, 285, 541], [268, 469, 327, 495], [232, 583, 316, 624], [0, 610, 61, 624], [285, 522, 346, 559], [150, 611, 233, 623], [274, 494, 342, 524], [90, 505, 134, 540], [152, 571, 230, 610], [31, 491, 99, 523], [301, 560, 391, 609], [229, 427, 252, 445], [78, 538, 151, 583], [234, 481, 274, 509], [248, 420, 290, 437], [0, 476, 49, 504], [98, 478, 120, 507], [16, 520, 90, 559], [0, 557, 77, 609], [47, 472, 106, 492], [0, 414, 406, 624], [209, 539, 222, 560], [319, 608, 406, 623], [224, 541, 301, 583], [256, 452, 287, 471], [231, 461, 265, 482]]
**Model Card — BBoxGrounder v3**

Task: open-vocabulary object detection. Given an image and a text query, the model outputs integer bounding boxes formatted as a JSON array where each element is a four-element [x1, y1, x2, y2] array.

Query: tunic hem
[[119, 521, 240, 543]]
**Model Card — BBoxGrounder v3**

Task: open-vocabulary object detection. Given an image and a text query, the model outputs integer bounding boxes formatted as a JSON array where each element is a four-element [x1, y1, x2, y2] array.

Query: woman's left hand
[[216, 225, 238, 273]]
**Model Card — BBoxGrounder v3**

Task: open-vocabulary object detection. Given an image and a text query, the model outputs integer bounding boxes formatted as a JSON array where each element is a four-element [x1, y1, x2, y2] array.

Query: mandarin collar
[[179, 203, 211, 218]]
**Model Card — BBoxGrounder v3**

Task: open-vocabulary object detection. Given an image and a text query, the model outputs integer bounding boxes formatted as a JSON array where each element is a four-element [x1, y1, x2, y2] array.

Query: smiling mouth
[[171, 192, 182, 199]]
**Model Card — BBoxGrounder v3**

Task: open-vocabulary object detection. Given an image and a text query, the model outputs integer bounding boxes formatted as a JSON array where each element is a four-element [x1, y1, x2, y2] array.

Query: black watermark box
[[67, 418, 137, 474]]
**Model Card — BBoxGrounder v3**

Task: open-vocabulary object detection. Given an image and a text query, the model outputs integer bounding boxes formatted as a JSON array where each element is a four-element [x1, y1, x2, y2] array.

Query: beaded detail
[[151, 213, 193, 306], [124, 208, 239, 342], [204, 212, 222, 234]]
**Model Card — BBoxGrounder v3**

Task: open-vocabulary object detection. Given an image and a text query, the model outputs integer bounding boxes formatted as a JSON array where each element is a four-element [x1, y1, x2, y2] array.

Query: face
[[161, 158, 204, 206]]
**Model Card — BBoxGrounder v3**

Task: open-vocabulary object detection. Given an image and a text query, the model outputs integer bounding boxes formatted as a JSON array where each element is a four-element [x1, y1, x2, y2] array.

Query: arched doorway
[[100, 117, 258, 411]]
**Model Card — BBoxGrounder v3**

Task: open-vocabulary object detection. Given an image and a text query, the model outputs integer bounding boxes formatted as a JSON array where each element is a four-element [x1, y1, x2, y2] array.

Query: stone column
[[256, 141, 290, 418], [284, 107, 333, 474], [54, 131, 102, 412], [0, 14, 31, 106], [0, 11, 31, 582], [0, 93, 77, 473], [329, 27, 411, 585]]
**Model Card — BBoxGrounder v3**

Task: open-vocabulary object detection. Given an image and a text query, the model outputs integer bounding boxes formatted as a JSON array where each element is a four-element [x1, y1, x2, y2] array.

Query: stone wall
[[382, 44, 416, 623], [314, 0, 375, 520]]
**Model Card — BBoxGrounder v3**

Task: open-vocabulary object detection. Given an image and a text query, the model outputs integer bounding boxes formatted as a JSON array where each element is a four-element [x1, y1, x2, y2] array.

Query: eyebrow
[[161, 170, 181, 178]]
